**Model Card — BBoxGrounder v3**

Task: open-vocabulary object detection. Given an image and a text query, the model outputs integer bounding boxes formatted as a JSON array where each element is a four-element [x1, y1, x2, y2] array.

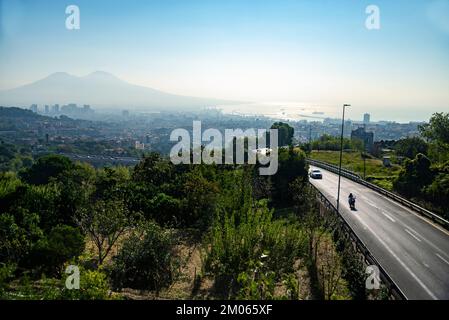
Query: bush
[[204, 200, 305, 287], [62, 269, 111, 300], [28, 225, 85, 275], [0, 263, 16, 297], [1, 269, 112, 300], [0, 209, 43, 264], [110, 221, 179, 292]]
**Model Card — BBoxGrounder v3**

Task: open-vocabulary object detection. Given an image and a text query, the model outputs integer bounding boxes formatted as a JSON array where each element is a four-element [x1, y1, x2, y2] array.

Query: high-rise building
[[30, 104, 38, 113], [52, 104, 60, 113], [363, 113, 371, 125], [351, 127, 374, 152], [45, 105, 49, 113]]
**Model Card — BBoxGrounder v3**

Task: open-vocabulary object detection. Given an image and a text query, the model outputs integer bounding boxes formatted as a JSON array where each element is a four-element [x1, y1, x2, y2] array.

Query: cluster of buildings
[[29, 103, 93, 117], [295, 112, 422, 152]]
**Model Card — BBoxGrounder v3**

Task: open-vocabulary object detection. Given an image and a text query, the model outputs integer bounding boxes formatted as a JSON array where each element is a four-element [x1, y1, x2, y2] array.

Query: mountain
[[0, 71, 237, 110]]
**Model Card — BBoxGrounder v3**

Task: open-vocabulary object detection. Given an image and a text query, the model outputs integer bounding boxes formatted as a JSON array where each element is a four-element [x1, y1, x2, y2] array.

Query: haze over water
[[218, 102, 435, 123]]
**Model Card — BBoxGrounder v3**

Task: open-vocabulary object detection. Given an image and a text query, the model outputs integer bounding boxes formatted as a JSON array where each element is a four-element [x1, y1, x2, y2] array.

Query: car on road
[[309, 169, 323, 179]]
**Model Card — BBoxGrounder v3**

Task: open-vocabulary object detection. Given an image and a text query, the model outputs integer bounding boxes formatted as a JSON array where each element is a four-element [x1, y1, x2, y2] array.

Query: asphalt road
[[309, 166, 449, 300]]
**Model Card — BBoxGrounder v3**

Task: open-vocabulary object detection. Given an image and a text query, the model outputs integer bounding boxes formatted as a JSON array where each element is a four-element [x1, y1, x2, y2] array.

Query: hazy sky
[[1, 0, 449, 120]]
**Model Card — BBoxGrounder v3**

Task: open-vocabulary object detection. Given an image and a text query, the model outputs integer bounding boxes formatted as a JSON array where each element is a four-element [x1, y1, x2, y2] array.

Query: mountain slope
[[0, 71, 236, 110]]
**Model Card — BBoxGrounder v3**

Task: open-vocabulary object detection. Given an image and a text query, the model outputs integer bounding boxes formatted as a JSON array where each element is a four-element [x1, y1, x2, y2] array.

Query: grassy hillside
[[310, 150, 402, 190]]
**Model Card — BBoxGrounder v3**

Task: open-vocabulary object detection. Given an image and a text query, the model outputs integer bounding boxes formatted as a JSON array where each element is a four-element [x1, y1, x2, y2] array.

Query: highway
[[309, 166, 449, 300]]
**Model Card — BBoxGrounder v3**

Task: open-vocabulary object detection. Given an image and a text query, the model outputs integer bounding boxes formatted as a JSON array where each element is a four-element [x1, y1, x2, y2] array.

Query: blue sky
[[1, 0, 449, 120]]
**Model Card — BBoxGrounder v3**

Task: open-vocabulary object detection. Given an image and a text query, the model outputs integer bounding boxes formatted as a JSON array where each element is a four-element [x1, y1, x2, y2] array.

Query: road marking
[[382, 196, 449, 237], [364, 199, 378, 209], [352, 213, 438, 300], [313, 164, 448, 238], [381, 210, 396, 223], [405, 228, 422, 242], [402, 224, 449, 260], [404, 226, 425, 240], [423, 262, 430, 268], [435, 253, 449, 266]]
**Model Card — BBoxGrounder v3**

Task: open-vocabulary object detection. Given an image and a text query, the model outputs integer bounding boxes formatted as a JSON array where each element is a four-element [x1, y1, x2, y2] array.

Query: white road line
[[352, 213, 438, 300], [381, 211, 396, 223], [365, 199, 378, 209], [405, 226, 425, 240], [405, 228, 422, 242], [402, 224, 449, 261], [316, 165, 448, 238], [435, 253, 449, 266], [381, 195, 449, 237]]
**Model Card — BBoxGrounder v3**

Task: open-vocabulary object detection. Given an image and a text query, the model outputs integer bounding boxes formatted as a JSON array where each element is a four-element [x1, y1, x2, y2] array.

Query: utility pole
[[336, 104, 350, 213]]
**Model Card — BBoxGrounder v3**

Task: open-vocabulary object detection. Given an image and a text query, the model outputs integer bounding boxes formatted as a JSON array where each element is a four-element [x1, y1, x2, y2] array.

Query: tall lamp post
[[336, 104, 350, 213]]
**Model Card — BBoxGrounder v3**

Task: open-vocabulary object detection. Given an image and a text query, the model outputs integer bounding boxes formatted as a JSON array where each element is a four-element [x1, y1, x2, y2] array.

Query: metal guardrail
[[307, 158, 449, 230], [309, 183, 407, 300]]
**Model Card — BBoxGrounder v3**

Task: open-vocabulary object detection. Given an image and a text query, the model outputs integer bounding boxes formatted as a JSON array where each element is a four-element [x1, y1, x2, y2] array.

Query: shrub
[[28, 225, 85, 275], [0, 263, 16, 297], [0, 209, 43, 264], [62, 269, 111, 300], [110, 221, 179, 292], [204, 200, 305, 287]]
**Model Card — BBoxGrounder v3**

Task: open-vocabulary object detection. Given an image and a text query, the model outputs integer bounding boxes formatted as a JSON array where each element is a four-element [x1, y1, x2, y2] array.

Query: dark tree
[[21, 154, 73, 185], [271, 122, 294, 147]]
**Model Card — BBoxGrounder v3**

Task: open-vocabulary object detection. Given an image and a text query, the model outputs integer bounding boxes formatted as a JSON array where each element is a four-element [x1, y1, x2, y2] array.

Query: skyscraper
[[363, 113, 370, 125]]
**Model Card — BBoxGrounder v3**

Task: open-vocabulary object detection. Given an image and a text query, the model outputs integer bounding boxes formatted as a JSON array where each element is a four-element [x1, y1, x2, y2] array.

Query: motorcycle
[[348, 196, 356, 210]]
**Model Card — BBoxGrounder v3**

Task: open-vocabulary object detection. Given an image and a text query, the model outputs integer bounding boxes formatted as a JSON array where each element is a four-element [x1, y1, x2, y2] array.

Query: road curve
[[309, 166, 449, 300]]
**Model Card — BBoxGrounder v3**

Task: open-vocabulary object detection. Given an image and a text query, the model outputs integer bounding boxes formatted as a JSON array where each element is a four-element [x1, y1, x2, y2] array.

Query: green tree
[[419, 113, 449, 163], [270, 147, 308, 206], [21, 155, 73, 185], [419, 112, 449, 145], [271, 122, 294, 146], [0, 209, 43, 264], [132, 152, 173, 187], [28, 225, 84, 275], [181, 170, 219, 228], [393, 153, 433, 197], [394, 137, 428, 159], [110, 221, 179, 293], [76, 199, 130, 265]]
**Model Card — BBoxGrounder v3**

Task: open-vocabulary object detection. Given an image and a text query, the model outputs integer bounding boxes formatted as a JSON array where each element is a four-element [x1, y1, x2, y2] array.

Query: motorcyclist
[[348, 193, 355, 208]]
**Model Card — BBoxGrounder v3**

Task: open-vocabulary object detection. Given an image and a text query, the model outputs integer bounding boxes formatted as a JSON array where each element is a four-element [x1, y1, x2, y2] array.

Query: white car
[[309, 169, 323, 179]]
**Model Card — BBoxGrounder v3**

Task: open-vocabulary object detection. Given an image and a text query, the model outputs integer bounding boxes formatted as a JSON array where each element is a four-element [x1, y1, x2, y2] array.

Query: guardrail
[[306, 158, 449, 230], [310, 183, 407, 300]]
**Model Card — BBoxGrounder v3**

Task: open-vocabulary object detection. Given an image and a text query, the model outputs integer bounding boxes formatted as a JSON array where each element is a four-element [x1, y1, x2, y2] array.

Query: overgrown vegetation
[[309, 150, 401, 190], [0, 123, 365, 300]]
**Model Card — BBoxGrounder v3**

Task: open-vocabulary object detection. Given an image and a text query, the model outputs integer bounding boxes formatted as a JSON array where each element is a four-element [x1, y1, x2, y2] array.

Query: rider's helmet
[[349, 193, 353, 198]]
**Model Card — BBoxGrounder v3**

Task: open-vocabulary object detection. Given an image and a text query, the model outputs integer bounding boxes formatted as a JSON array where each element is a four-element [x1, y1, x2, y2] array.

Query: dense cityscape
[[0, 103, 423, 168]]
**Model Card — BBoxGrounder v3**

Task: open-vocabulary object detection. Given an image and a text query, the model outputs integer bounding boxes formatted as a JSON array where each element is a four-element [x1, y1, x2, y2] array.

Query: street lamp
[[336, 104, 350, 213]]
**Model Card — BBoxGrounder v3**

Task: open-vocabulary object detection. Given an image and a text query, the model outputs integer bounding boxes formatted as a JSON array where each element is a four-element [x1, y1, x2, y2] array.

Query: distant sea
[[217, 102, 438, 124]]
